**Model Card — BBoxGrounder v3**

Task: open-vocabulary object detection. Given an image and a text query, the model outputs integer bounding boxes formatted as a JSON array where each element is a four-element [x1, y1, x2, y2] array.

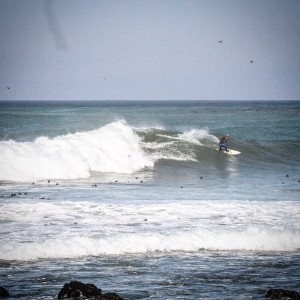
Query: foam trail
[[0, 121, 153, 181], [178, 129, 219, 145]]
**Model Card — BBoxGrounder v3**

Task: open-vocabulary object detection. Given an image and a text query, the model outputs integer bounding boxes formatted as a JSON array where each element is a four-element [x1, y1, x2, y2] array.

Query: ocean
[[0, 100, 299, 299]]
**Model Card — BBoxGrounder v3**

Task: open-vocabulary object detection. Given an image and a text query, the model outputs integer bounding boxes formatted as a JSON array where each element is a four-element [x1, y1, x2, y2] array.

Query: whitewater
[[0, 121, 154, 181], [1, 100, 300, 299]]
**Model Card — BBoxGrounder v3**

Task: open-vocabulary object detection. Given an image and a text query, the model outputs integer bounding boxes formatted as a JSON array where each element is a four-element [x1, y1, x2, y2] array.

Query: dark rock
[[0, 286, 10, 297], [58, 281, 101, 299], [265, 288, 300, 299], [57, 281, 124, 300], [102, 292, 124, 300]]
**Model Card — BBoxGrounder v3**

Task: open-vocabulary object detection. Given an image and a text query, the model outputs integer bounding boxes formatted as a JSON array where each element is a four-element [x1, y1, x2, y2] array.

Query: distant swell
[[0, 121, 153, 181]]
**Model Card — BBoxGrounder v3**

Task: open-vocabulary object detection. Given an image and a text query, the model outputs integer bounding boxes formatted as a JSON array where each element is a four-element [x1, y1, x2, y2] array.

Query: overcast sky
[[1, 0, 300, 100]]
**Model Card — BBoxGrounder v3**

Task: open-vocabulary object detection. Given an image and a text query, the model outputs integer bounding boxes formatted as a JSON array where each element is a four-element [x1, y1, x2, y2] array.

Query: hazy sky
[[1, 0, 300, 100]]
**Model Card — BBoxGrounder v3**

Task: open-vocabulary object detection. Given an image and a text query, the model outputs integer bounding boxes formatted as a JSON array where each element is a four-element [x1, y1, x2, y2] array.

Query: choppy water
[[0, 100, 300, 299]]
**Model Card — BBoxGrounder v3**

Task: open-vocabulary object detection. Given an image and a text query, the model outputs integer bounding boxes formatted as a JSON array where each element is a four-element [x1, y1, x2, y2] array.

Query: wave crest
[[0, 121, 153, 181]]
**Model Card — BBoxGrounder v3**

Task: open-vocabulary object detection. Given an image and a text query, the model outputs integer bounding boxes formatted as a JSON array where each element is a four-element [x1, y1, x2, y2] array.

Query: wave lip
[[0, 120, 154, 182]]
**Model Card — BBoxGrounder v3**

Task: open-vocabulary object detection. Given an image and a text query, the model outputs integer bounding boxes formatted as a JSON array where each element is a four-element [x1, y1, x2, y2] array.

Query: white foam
[[1, 200, 299, 260], [1, 227, 299, 261], [0, 121, 154, 181], [142, 128, 218, 162], [178, 128, 219, 145]]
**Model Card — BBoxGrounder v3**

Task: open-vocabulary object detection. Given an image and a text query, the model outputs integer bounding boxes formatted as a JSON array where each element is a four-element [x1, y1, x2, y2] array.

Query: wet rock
[[57, 281, 124, 300], [265, 288, 300, 299], [58, 281, 101, 299], [101, 292, 124, 300], [0, 286, 10, 297]]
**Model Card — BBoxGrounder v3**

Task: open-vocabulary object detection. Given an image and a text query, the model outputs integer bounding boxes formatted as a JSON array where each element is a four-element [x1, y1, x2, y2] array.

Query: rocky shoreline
[[0, 282, 124, 299], [1, 283, 300, 299]]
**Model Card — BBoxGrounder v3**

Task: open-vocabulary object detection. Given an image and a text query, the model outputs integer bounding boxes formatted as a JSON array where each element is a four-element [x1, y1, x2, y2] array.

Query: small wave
[[1, 227, 299, 261]]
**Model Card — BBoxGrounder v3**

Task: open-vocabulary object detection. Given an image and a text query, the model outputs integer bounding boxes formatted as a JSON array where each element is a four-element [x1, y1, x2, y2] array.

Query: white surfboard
[[216, 148, 241, 155]]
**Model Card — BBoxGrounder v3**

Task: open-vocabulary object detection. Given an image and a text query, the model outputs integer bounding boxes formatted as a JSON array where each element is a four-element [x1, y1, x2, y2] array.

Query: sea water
[[0, 100, 299, 299]]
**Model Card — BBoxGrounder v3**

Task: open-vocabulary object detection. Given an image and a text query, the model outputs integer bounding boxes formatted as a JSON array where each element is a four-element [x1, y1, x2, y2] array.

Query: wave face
[[0, 121, 153, 181]]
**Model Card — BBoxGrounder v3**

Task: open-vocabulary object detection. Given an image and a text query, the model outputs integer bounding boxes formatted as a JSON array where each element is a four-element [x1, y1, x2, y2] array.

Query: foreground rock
[[265, 288, 300, 299], [0, 287, 10, 298], [57, 281, 124, 300]]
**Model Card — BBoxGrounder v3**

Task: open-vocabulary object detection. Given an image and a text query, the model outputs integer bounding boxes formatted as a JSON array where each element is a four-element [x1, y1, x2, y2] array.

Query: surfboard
[[216, 148, 241, 155]]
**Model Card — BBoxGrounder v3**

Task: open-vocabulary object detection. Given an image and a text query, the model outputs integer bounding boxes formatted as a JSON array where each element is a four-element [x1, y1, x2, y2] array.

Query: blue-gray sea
[[0, 100, 300, 299]]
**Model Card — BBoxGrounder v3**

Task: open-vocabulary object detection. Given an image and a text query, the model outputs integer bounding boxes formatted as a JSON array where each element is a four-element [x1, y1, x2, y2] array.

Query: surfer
[[218, 134, 229, 151]]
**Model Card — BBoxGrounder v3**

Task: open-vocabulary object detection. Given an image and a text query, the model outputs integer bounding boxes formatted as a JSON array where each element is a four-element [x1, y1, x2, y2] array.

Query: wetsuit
[[218, 136, 228, 151]]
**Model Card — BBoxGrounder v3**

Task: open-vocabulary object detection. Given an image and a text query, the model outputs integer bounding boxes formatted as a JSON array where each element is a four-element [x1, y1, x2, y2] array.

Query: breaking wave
[[2, 119, 295, 182], [1, 227, 299, 261], [0, 121, 153, 181], [0, 121, 223, 182]]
